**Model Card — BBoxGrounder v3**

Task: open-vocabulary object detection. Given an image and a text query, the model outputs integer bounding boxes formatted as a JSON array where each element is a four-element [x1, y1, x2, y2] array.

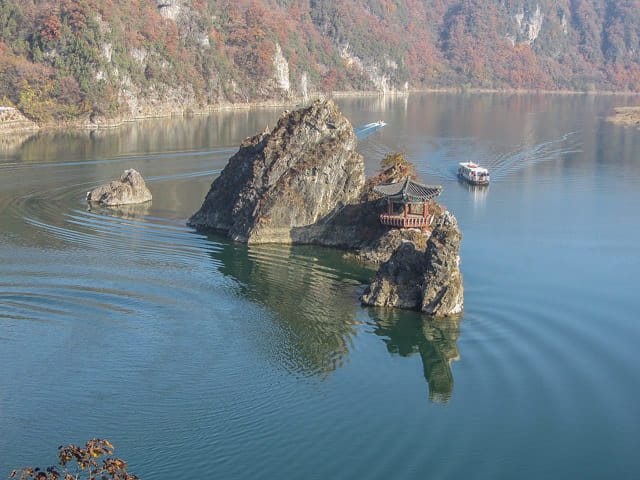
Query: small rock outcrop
[[361, 212, 464, 316], [188, 98, 364, 243], [86, 169, 152, 206]]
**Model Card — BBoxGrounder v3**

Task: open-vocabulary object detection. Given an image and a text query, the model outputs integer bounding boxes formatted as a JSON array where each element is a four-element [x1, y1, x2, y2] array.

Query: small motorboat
[[375, 120, 387, 126], [458, 161, 490, 185]]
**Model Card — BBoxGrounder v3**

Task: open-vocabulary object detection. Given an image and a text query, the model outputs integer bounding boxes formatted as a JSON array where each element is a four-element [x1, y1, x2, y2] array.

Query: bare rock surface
[[351, 228, 429, 264], [86, 169, 152, 206], [361, 212, 464, 316], [188, 98, 364, 243]]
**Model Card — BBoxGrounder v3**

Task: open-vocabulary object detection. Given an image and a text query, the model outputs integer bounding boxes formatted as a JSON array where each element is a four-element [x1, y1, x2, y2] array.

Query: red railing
[[380, 213, 434, 228]]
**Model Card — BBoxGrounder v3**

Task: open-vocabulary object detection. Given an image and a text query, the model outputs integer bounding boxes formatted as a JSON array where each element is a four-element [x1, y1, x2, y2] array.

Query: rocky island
[[188, 99, 463, 316], [86, 169, 152, 206]]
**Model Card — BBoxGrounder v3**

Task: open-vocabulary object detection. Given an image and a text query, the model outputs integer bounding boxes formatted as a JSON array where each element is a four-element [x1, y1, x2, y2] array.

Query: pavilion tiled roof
[[373, 177, 443, 201]]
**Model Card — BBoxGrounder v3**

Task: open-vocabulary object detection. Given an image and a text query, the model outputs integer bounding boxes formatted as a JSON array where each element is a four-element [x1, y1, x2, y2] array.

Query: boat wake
[[480, 131, 582, 181], [401, 131, 582, 183], [355, 121, 387, 140]]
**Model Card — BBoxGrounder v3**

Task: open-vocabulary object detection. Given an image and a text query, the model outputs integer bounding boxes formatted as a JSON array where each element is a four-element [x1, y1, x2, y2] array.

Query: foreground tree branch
[[10, 438, 139, 480]]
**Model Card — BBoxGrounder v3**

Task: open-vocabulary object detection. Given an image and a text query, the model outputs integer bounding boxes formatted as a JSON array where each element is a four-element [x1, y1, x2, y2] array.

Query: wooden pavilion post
[[422, 200, 428, 233], [403, 202, 408, 228]]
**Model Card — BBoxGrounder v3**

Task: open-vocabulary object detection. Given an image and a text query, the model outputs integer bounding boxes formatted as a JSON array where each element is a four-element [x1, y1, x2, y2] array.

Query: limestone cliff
[[188, 98, 364, 244], [361, 212, 464, 316]]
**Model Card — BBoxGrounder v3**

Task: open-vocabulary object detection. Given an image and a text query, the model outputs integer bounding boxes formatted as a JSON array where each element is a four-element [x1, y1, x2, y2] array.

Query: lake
[[1, 93, 639, 479]]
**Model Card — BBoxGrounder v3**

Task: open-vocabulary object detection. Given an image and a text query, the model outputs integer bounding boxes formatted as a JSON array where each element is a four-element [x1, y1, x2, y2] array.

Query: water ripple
[[0, 148, 236, 172]]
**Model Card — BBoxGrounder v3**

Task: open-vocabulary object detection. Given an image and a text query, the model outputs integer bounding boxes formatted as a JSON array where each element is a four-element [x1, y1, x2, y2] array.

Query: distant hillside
[[1, 0, 639, 124]]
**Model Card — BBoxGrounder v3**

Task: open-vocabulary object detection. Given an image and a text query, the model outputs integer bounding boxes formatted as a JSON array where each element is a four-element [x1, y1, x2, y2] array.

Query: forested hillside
[[1, 0, 639, 124]]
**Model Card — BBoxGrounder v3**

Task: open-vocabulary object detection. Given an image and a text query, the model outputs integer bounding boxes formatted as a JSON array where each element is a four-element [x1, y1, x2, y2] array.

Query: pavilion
[[373, 177, 443, 233]]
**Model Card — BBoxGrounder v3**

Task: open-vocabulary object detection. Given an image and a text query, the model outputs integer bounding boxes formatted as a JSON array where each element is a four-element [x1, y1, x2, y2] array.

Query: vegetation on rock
[[363, 152, 416, 200]]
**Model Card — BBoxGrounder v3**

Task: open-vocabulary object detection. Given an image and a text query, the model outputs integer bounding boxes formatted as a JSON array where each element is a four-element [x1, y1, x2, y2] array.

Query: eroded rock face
[[86, 169, 152, 206], [420, 212, 464, 316], [361, 211, 464, 317], [351, 228, 428, 264], [188, 98, 364, 243]]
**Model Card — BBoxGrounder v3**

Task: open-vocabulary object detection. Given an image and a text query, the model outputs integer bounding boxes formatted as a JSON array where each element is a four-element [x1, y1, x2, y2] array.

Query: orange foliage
[[40, 15, 62, 41], [606, 63, 640, 91], [192, 0, 207, 12], [209, 28, 224, 51], [60, 0, 88, 32], [163, 19, 179, 55], [141, 12, 162, 43], [379, 0, 396, 13]]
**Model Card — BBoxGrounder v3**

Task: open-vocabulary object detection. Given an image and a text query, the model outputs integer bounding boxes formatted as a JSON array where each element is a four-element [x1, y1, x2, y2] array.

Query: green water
[[1, 93, 639, 479]]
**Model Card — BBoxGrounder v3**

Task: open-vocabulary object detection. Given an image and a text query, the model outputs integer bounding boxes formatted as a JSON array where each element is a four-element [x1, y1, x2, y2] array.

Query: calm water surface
[[1, 94, 639, 479]]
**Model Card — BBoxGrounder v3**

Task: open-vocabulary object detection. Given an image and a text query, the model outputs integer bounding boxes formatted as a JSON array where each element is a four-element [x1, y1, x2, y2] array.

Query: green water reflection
[[210, 234, 462, 400], [371, 309, 461, 403], [211, 236, 373, 378]]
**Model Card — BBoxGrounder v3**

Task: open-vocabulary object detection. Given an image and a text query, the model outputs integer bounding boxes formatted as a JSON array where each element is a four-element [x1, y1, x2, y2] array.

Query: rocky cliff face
[[188, 98, 364, 243], [361, 212, 464, 316]]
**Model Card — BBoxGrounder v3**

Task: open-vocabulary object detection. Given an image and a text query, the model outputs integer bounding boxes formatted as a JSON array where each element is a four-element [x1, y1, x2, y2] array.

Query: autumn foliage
[[1, 0, 640, 124], [10, 439, 138, 480]]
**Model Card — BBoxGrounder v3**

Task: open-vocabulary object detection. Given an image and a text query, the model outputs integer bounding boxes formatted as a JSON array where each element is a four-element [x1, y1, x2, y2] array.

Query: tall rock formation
[[188, 98, 364, 244]]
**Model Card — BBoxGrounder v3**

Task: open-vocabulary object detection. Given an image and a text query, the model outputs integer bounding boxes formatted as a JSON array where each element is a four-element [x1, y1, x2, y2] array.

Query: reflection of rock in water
[[210, 235, 374, 379], [88, 201, 152, 219], [0, 132, 37, 152], [371, 309, 461, 403]]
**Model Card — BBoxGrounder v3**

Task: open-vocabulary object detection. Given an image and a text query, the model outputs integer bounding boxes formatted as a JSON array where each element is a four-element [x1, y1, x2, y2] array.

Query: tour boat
[[458, 161, 490, 185]]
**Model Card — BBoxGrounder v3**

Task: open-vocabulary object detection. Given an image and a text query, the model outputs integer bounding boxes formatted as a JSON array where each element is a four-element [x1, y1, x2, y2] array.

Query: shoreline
[[2, 87, 640, 137]]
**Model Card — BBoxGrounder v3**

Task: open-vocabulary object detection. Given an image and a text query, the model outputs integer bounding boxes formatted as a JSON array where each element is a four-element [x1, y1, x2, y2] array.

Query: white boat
[[375, 120, 386, 126], [458, 161, 490, 185]]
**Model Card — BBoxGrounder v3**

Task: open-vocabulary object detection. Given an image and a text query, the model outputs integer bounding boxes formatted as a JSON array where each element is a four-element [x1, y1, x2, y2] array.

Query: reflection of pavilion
[[371, 309, 461, 403], [374, 178, 443, 233]]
